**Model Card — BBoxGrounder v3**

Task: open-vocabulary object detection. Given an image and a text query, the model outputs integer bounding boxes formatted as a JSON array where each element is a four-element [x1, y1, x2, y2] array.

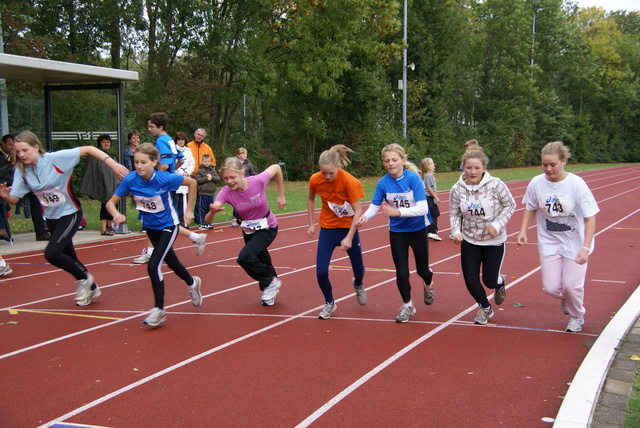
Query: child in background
[[420, 157, 442, 241], [195, 154, 220, 230], [106, 143, 202, 327]]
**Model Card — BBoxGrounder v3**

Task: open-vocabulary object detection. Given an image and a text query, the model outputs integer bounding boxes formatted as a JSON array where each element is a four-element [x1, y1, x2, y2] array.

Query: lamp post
[[531, 7, 544, 78], [402, 0, 408, 138]]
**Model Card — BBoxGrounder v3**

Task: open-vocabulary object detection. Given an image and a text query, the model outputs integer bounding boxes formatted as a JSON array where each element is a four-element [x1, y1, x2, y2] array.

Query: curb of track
[[554, 284, 640, 427]]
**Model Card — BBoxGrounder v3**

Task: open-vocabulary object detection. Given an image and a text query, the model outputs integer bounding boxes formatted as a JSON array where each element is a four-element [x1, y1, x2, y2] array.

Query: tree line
[[2, 0, 639, 179]]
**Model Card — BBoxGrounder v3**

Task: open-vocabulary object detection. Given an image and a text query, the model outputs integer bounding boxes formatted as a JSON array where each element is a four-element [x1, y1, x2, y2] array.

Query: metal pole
[[0, 18, 8, 136], [402, 0, 408, 139]]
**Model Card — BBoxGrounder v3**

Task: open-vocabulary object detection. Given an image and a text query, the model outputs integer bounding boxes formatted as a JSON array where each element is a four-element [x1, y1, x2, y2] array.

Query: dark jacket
[[195, 164, 220, 196], [0, 150, 14, 186], [79, 150, 120, 203]]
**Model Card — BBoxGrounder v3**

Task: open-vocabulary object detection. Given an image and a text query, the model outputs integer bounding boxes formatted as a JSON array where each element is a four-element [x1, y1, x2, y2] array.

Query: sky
[[575, 0, 639, 12]]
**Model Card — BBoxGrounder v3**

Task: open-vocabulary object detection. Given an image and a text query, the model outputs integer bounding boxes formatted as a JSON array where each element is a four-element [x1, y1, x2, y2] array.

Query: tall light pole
[[531, 7, 544, 78], [402, 0, 408, 138]]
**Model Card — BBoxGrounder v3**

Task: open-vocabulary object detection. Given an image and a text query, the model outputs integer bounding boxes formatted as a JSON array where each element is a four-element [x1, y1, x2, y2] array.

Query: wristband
[[582, 246, 590, 251], [103, 155, 112, 162]]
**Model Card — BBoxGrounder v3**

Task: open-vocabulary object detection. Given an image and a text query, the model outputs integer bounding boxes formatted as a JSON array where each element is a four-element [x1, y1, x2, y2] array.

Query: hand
[[184, 210, 195, 225], [435, 196, 442, 205], [306, 225, 315, 238], [517, 233, 527, 246], [381, 201, 399, 217], [113, 214, 126, 224], [207, 174, 212, 181], [339, 237, 352, 251], [209, 204, 225, 215], [487, 225, 497, 237], [110, 162, 130, 179], [452, 233, 463, 245], [0, 183, 11, 200], [356, 216, 367, 228], [575, 248, 589, 265], [276, 195, 286, 210]]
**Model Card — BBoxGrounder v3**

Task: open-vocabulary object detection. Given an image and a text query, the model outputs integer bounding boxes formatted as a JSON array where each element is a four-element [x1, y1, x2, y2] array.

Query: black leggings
[[389, 228, 433, 303], [45, 211, 89, 281], [460, 240, 505, 308], [146, 226, 194, 309]]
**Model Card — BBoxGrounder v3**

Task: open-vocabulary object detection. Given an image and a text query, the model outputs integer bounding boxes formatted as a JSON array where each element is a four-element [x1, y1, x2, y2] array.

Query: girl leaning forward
[[106, 143, 202, 327], [450, 149, 516, 325], [205, 157, 286, 306], [356, 143, 435, 323], [0, 131, 129, 306], [307, 145, 367, 319]]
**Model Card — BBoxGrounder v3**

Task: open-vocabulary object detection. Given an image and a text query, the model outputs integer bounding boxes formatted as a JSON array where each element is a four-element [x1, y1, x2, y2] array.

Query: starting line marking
[[591, 279, 626, 284], [8, 308, 122, 321]]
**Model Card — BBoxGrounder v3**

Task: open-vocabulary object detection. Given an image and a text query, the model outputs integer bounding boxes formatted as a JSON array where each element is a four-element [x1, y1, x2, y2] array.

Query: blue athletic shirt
[[155, 134, 182, 174], [11, 147, 82, 219], [370, 169, 428, 233], [115, 170, 183, 230]]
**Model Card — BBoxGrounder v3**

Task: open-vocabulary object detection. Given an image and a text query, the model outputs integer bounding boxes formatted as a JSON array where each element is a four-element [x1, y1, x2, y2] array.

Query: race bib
[[387, 191, 415, 209], [540, 194, 572, 217], [241, 217, 269, 234], [327, 201, 355, 218], [134, 194, 165, 213], [36, 188, 66, 207], [461, 197, 494, 219]]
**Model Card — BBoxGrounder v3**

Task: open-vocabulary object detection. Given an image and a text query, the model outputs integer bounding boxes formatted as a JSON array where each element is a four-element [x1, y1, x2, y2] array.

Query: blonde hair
[[236, 147, 247, 156], [461, 149, 489, 168], [318, 144, 353, 169], [219, 156, 244, 176], [14, 131, 46, 173], [135, 143, 160, 168], [381, 143, 418, 174], [419, 157, 435, 178], [541, 141, 571, 161], [464, 139, 482, 151]]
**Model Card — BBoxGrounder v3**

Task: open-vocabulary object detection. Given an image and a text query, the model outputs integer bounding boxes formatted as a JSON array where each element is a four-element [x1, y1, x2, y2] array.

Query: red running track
[[0, 165, 639, 427]]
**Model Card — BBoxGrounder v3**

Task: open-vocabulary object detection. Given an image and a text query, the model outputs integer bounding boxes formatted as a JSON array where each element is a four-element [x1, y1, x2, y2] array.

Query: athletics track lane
[[0, 165, 637, 427]]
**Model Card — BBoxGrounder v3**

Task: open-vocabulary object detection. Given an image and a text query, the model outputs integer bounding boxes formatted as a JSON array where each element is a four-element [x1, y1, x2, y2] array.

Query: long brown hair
[[14, 131, 46, 174]]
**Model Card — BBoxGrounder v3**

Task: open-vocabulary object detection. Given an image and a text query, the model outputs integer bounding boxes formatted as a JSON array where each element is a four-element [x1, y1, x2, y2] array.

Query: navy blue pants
[[316, 227, 365, 303]]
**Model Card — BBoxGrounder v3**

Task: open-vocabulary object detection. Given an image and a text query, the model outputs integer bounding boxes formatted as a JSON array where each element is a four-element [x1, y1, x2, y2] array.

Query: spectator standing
[[419, 157, 442, 241], [80, 134, 120, 236], [0, 134, 15, 241], [195, 154, 220, 229], [174, 132, 195, 227], [123, 130, 140, 172], [186, 128, 215, 173]]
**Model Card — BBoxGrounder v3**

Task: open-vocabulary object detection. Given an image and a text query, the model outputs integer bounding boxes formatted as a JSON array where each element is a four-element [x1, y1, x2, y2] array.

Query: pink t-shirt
[[216, 171, 278, 228]]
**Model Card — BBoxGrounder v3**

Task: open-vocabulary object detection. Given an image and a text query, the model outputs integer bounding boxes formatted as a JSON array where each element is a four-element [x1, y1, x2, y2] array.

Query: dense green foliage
[[2, 0, 639, 178]]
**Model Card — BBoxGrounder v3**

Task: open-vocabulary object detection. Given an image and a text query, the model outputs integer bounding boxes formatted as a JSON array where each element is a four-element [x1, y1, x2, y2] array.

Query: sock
[[189, 232, 199, 241], [403, 301, 413, 308], [147, 247, 154, 255], [0, 260, 6, 268]]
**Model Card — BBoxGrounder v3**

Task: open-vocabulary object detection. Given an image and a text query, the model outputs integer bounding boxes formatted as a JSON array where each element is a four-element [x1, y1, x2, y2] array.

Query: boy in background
[[195, 154, 220, 229]]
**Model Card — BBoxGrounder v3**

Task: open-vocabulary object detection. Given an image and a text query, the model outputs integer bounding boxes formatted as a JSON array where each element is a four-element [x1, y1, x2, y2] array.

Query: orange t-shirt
[[309, 169, 364, 229]]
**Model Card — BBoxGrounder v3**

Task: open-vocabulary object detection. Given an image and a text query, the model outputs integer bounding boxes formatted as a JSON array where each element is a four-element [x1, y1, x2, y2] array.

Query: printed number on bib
[[134, 194, 165, 213], [327, 201, 355, 218], [541, 195, 571, 217], [36, 188, 66, 207], [461, 198, 494, 219], [241, 217, 269, 234], [387, 191, 415, 209]]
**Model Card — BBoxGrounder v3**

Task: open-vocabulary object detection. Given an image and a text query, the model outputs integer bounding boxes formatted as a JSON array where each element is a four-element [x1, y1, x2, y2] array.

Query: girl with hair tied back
[[356, 143, 435, 324], [307, 144, 367, 319], [518, 141, 599, 333]]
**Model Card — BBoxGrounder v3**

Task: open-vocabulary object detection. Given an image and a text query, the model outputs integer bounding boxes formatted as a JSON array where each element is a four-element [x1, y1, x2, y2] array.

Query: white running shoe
[[194, 234, 207, 256], [77, 285, 101, 306], [423, 281, 435, 305], [352, 278, 367, 305], [75, 273, 94, 302], [395, 305, 417, 323], [133, 249, 151, 264], [318, 302, 337, 319], [566, 315, 583, 332], [189, 276, 202, 307], [474, 306, 494, 325], [428, 233, 442, 241], [261, 277, 282, 306], [0, 264, 12, 277], [143, 307, 166, 327]]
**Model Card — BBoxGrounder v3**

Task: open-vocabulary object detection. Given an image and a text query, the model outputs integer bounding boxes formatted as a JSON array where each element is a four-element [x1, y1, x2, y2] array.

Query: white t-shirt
[[522, 173, 599, 259]]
